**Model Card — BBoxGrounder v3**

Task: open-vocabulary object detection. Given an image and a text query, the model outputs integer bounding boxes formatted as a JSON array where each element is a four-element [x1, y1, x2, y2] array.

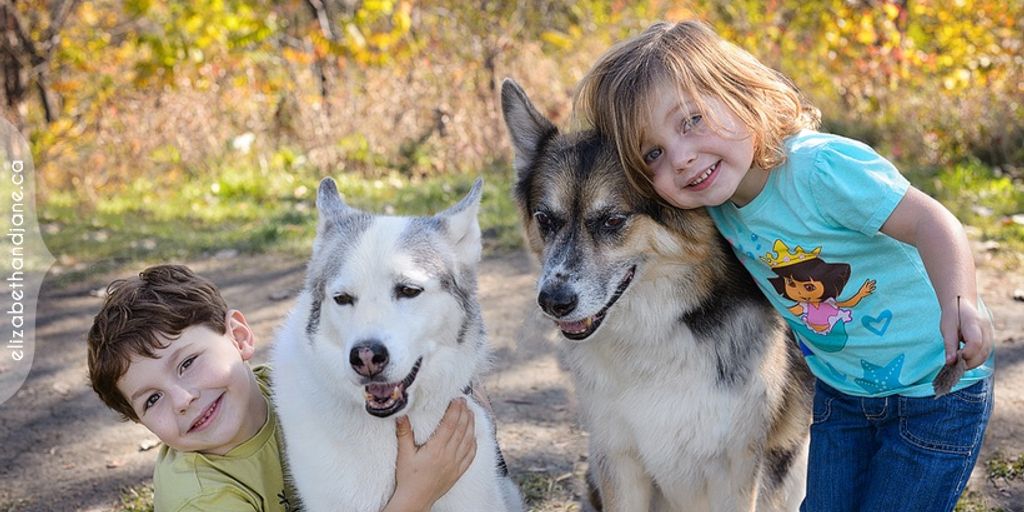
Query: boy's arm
[[382, 398, 477, 512], [880, 186, 993, 370]]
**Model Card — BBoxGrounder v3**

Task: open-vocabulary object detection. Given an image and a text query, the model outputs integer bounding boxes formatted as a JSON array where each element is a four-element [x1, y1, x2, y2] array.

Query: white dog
[[271, 178, 523, 512]]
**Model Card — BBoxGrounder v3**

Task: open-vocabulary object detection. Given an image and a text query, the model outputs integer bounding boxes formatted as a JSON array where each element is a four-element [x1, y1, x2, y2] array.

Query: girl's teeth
[[688, 162, 719, 187]]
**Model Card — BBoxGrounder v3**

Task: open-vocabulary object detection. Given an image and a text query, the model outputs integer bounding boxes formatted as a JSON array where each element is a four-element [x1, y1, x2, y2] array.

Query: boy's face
[[639, 82, 760, 209], [116, 310, 267, 455]]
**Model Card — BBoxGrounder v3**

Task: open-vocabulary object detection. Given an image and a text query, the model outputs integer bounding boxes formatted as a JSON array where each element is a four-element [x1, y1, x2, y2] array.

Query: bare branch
[[304, 0, 337, 41]]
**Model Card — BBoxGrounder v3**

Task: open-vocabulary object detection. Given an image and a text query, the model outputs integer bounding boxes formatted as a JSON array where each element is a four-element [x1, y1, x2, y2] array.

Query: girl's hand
[[383, 398, 477, 512], [940, 298, 993, 370]]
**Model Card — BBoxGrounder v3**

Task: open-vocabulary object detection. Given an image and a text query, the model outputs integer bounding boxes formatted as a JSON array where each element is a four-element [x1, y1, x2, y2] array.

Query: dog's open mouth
[[556, 265, 636, 341], [363, 357, 422, 417]]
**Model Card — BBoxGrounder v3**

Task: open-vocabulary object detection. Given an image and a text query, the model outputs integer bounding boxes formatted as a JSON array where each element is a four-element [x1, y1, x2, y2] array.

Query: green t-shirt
[[153, 365, 298, 512]]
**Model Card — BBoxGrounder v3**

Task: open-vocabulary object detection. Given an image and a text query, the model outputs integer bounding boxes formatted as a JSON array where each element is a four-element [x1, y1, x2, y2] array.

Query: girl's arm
[[880, 186, 993, 369], [382, 398, 477, 512]]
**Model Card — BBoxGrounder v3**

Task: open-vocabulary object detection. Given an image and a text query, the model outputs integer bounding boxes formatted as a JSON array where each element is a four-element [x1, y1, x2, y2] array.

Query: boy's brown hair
[[87, 264, 228, 421], [574, 20, 821, 201]]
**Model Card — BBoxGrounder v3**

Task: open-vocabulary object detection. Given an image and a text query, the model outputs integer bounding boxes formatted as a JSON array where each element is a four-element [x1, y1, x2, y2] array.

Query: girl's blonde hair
[[574, 20, 820, 199]]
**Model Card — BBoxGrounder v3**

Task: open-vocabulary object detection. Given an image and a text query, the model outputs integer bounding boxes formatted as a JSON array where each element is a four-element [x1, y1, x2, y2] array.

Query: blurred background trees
[[2, 0, 1021, 272]]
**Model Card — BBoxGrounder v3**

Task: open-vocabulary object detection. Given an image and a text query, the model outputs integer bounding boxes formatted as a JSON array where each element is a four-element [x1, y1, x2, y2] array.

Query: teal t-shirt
[[707, 130, 993, 397]]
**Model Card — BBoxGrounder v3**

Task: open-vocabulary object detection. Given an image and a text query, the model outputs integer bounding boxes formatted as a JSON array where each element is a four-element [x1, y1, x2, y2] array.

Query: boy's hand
[[940, 297, 992, 370], [384, 398, 477, 512]]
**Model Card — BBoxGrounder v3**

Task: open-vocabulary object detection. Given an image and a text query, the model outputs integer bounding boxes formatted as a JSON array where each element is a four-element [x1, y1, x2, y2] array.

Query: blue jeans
[[801, 377, 993, 512]]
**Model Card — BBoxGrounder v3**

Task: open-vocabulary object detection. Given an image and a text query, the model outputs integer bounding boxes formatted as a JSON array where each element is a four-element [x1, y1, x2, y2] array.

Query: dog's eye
[[532, 209, 557, 232], [533, 211, 551, 228], [603, 214, 627, 230], [333, 293, 355, 306], [396, 285, 423, 299]]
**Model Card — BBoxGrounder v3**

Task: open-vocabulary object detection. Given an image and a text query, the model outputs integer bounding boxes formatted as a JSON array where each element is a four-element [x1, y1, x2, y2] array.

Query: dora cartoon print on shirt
[[761, 240, 876, 352]]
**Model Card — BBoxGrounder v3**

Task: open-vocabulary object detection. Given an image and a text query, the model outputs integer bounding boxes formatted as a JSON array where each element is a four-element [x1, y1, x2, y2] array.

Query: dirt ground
[[1, 243, 1022, 511]]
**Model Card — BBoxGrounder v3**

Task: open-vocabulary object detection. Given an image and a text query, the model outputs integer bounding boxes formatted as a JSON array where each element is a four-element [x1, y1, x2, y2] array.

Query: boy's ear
[[225, 310, 256, 361]]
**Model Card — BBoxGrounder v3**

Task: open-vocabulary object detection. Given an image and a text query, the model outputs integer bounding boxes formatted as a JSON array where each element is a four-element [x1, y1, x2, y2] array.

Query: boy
[[88, 264, 476, 512]]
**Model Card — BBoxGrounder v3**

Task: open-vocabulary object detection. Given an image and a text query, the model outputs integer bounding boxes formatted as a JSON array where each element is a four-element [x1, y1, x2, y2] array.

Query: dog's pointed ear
[[439, 178, 483, 264], [316, 177, 355, 234], [501, 78, 557, 177]]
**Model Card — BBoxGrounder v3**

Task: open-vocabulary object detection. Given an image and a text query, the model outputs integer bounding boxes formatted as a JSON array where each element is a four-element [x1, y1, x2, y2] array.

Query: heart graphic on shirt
[[861, 310, 893, 336]]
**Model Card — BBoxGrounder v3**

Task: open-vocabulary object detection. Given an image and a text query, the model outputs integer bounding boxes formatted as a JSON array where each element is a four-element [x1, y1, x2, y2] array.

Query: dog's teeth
[[390, 386, 401, 400], [583, 317, 593, 328]]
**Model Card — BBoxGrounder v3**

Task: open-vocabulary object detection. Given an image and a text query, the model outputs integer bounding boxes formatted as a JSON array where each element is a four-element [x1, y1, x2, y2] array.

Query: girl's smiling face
[[639, 81, 763, 209]]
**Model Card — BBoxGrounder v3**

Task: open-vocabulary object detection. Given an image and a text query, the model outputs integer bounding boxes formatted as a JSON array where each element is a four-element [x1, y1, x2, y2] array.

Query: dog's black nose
[[538, 286, 578, 318], [350, 340, 389, 378]]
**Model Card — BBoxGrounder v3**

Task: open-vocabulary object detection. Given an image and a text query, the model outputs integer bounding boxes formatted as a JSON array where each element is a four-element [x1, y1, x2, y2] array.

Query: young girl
[[574, 20, 995, 511]]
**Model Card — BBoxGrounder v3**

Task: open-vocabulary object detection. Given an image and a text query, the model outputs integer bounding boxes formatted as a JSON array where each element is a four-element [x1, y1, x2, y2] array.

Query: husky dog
[[501, 79, 813, 512], [271, 178, 523, 512]]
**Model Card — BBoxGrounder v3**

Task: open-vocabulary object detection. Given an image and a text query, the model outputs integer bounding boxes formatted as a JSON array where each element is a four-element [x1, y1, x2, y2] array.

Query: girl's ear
[[225, 310, 256, 361]]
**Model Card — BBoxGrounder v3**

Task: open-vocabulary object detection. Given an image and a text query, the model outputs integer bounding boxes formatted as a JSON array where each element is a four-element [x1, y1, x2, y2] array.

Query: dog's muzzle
[[539, 265, 636, 341], [362, 357, 422, 417]]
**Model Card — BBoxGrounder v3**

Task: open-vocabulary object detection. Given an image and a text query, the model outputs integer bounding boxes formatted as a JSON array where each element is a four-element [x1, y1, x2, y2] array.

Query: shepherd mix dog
[[501, 79, 813, 511], [271, 178, 523, 512]]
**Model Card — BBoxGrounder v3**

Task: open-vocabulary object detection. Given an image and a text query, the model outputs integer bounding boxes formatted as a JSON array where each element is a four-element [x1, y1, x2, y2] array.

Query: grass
[[950, 451, 1024, 512], [115, 484, 154, 512], [44, 136, 1024, 286], [41, 145, 1022, 285], [916, 160, 1024, 253], [955, 490, 1006, 512], [40, 152, 523, 285], [515, 470, 581, 511], [986, 452, 1024, 482]]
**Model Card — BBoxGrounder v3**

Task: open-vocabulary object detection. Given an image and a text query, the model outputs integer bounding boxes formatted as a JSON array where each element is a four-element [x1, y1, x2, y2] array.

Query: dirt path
[[1, 247, 1021, 511]]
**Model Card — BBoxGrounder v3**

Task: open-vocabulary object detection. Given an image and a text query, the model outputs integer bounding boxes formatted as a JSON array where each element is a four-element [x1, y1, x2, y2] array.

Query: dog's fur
[[502, 79, 813, 511], [271, 178, 523, 512]]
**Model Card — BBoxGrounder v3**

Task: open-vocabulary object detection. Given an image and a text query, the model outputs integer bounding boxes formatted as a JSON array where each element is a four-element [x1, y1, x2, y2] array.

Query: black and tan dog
[[502, 78, 814, 512]]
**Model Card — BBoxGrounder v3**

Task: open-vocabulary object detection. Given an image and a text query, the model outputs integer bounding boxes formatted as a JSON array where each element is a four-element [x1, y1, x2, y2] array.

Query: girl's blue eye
[[682, 114, 703, 133], [643, 147, 663, 164], [144, 393, 161, 411]]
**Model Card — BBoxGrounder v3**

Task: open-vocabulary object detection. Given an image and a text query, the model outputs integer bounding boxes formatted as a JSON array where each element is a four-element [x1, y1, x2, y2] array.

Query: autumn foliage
[[3, 0, 1022, 201]]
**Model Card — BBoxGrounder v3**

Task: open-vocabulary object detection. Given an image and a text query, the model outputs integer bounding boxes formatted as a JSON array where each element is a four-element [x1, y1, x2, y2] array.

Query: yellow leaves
[[394, 2, 413, 33], [303, 0, 417, 66], [362, 0, 395, 14], [541, 31, 574, 50], [882, 3, 900, 20], [942, 68, 975, 91], [78, 3, 100, 25], [855, 15, 877, 45], [282, 47, 314, 66], [541, 23, 587, 51]]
